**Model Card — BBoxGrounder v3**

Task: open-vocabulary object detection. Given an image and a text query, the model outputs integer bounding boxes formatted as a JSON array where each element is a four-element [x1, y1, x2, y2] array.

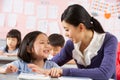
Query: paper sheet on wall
[[13, 0, 23, 13], [0, 14, 5, 27], [24, 2, 34, 15], [48, 5, 58, 19], [90, 0, 120, 15], [49, 21, 60, 34], [26, 16, 36, 29], [7, 14, 17, 27], [38, 20, 48, 33], [37, 5, 47, 19], [2, 0, 13, 12]]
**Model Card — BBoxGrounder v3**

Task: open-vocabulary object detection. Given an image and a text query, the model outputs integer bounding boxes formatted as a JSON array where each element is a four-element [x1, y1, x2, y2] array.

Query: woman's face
[[32, 34, 50, 59], [62, 21, 83, 43], [6, 37, 18, 50]]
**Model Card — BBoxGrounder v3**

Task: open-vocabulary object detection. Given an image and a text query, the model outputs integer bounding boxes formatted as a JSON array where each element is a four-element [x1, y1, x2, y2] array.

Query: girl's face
[[62, 21, 84, 43], [32, 34, 50, 59], [6, 37, 18, 50]]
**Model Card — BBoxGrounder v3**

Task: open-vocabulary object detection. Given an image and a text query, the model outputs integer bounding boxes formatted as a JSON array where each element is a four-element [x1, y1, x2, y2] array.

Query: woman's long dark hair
[[61, 4, 105, 33]]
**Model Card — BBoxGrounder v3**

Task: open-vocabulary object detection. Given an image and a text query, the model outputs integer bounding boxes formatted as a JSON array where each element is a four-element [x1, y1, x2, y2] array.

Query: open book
[[17, 73, 50, 80]]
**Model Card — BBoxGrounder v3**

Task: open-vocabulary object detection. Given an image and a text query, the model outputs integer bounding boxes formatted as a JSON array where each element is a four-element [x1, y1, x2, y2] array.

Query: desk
[[0, 74, 17, 80], [0, 56, 18, 66], [0, 56, 18, 61], [0, 74, 92, 80]]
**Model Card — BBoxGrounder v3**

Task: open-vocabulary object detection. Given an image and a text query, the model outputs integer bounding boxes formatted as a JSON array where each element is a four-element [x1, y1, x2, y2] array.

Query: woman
[[51, 4, 118, 80]]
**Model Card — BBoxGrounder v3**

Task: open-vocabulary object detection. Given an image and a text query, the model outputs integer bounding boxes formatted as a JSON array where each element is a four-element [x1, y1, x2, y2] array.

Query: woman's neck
[[80, 30, 93, 52]]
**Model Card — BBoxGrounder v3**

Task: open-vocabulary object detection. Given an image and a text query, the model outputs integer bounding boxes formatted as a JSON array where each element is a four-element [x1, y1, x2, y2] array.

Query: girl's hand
[[28, 64, 50, 76], [0, 51, 4, 55], [5, 65, 18, 73], [49, 68, 63, 78]]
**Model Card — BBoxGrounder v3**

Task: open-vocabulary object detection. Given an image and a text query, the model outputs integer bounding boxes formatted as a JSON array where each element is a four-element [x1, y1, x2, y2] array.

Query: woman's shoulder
[[105, 32, 117, 39], [105, 32, 118, 42]]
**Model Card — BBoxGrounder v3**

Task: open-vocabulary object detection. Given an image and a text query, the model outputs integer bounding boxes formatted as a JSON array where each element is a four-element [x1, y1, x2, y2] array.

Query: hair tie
[[90, 17, 94, 24]]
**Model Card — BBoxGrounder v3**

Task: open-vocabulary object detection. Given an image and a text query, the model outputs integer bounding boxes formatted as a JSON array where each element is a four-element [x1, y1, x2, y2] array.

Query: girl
[[0, 31, 59, 74], [29, 4, 118, 80], [0, 29, 21, 56]]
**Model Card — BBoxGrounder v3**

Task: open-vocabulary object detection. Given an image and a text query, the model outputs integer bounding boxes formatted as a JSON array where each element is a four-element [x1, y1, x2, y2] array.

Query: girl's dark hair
[[5, 29, 21, 52], [61, 4, 105, 33], [18, 31, 46, 63]]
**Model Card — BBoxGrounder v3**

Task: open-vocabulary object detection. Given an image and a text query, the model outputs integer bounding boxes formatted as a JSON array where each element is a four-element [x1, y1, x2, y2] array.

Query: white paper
[[26, 16, 36, 29], [90, 0, 107, 14], [37, 5, 47, 19], [48, 5, 58, 19], [48, 21, 60, 34], [7, 14, 17, 27], [17, 73, 50, 80], [2, 0, 13, 12], [0, 14, 5, 27], [24, 2, 34, 15], [38, 20, 48, 33], [13, 0, 23, 13]]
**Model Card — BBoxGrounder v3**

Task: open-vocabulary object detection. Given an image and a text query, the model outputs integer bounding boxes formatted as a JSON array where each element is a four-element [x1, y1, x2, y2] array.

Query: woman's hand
[[5, 65, 18, 73], [49, 68, 63, 78], [28, 64, 63, 77]]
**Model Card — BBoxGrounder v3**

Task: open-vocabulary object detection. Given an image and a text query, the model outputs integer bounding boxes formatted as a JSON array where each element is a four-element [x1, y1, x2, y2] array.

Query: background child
[[48, 33, 65, 59], [0, 31, 59, 74], [0, 29, 21, 56], [48, 33, 75, 64]]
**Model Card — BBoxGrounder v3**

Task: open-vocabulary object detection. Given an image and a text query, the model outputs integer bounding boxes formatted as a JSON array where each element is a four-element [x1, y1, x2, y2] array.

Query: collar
[[72, 31, 105, 66]]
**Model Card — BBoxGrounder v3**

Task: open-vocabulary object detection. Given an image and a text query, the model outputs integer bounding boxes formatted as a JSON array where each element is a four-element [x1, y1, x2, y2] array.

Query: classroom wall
[[0, 0, 120, 41]]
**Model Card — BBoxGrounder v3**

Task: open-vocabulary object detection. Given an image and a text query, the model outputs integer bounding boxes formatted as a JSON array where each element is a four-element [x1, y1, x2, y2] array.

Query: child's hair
[[5, 29, 21, 52], [48, 34, 65, 47], [18, 31, 46, 63]]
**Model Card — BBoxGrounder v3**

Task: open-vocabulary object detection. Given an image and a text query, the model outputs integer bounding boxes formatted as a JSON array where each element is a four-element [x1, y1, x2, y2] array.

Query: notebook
[[17, 73, 50, 80]]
